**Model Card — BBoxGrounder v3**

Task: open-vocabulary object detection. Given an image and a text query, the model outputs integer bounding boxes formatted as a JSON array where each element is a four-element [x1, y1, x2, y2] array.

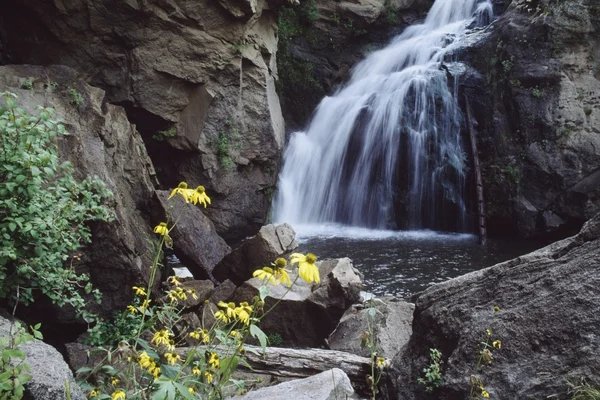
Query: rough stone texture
[[155, 190, 230, 279], [384, 212, 600, 399], [0, 315, 86, 400], [0, 0, 287, 243], [213, 223, 298, 285], [457, 0, 600, 238], [328, 298, 414, 359], [209, 279, 238, 304], [0, 65, 158, 321], [231, 258, 363, 347], [233, 368, 355, 400]]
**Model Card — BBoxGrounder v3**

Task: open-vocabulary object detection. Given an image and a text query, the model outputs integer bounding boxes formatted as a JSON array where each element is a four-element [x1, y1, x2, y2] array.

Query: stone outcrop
[[0, 65, 158, 321], [457, 0, 600, 238], [0, 0, 287, 242], [234, 368, 355, 400], [384, 212, 600, 399], [155, 190, 230, 279], [213, 223, 298, 284], [0, 314, 86, 400]]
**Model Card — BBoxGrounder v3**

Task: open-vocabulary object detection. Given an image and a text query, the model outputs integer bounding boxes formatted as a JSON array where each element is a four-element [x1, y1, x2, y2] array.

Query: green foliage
[[0, 322, 42, 400], [418, 348, 443, 392], [20, 80, 33, 91], [85, 310, 141, 347], [361, 298, 388, 400], [0, 92, 113, 320], [211, 121, 241, 172], [568, 379, 600, 400], [504, 165, 521, 187], [68, 88, 84, 106], [501, 58, 514, 73], [153, 128, 177, 141], [266, 332, 283, 347], [532, 87, 543, 99]]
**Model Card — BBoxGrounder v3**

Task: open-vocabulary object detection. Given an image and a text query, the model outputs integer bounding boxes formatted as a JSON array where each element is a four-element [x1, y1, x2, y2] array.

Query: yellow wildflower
[[190, 185, 211, 208], [110, 377, 119, 385], [188, 387, 195, 395], [218, 301, 237, 319], [189, 331, 201, 340], [214, 310, 229, 323], [200, 329, 210, 344], [138, 352, 153, 369], [187, 289, 198, 300], [132, 286, 146, 296], [167, 276, 181, 286], [253, 267, 278, 285], [165, 352, 183, 366], [148, 363, 161, 379], [151, 330, 172, 347], [235, 302, 253, 325], [169, 182, 193, 203], [205, 371, 214, 384], [230, 330, 241, 339], [481, 389, 490, 398], [127, 305, 138, 314], [376, 357, 387, 369], [486, 329, 492, 336], [492, 340, 502, 349], [290, 252, 320, 284], [153, 222, 169, 236], [274, 267, 291, 287], [140, 299, 151, 311], [208, 352, 220, 369], [111, 390, 126, 400], [89, 389, 101, 398], [192, 366, 201, 376]]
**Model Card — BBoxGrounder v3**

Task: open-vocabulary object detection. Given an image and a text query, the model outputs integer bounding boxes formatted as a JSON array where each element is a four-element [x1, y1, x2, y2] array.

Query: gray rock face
[[458, 0, 600, 238], [328, 298, 414, 359], [213, 223, 298, 285], [0, 315, 85, 400], [234, 368, 355, 400], [0, 65, 158, 320], [155, 190, 230, 279], [0, 0, 286, 242], [384, 212, 600, 399]]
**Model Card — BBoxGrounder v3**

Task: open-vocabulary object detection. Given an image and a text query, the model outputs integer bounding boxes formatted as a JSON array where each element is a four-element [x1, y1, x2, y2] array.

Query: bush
[[0, 92, 113, 320]]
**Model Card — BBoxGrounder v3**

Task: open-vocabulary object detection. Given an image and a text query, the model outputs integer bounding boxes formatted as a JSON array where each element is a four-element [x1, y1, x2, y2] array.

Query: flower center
[[306, 253, 317, 264], [195, 185, 205, 194], [177, 182, 188, 189]]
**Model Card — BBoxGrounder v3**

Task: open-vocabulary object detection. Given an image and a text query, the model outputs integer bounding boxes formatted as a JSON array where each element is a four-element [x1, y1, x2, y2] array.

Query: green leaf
[[174, 382, 196, 400], [8, 223, 16, 232], [250, 324, 267, 351]]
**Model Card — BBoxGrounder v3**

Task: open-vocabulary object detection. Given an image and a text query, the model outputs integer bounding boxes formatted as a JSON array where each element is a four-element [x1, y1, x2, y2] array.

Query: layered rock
[[0, 0, 287, 242], [384, 212, 600, 399], [0, 65, 158, 321], [458, 0, 600, 238]]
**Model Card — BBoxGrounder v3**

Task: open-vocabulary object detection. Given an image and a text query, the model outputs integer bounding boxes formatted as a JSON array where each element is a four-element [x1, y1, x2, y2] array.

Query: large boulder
[[0, 0, 287, 243], [234, 368, 355, 400], [384, 212, 600, 399], [0, 314, 86, 400], [457, 0, 600, 238], [213, 223, 298, 285], [0, 65, 158, 322], [328, 298, 414, 359], [155, 190, 230, 279]]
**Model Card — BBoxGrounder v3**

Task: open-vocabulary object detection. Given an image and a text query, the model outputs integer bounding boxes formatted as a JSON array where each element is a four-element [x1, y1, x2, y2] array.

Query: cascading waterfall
[[274, 0, 494, 232]]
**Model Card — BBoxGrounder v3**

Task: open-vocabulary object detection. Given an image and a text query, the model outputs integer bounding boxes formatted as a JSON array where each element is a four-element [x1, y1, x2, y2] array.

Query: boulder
[[0, 65, 158, 322], [213, 223, 298, 285], [384, 212, 600, 399], [328, 298, 414, 359], [233, 368, 355, 400], [231, 258, 363, 347], [0, 314, 86, 400], [155, 190, 230, 279]]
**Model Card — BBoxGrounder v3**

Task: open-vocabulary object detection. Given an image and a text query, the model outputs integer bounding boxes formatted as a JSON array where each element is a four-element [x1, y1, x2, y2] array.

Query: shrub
[[0, 92, 113, 320]]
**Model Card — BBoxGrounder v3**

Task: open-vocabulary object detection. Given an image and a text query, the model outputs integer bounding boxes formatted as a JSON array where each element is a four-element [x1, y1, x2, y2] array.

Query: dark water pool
[[294, 224, 547, 299]]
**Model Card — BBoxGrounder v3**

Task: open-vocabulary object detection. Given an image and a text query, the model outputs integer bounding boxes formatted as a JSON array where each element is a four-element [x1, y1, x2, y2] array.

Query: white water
[[274, 0, 493, 233]]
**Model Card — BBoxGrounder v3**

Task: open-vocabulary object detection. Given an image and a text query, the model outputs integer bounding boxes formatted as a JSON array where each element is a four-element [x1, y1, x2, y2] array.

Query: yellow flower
[[207, 352, 219, 369], [153, 222, 169, 236], [230, 330, 241, 339], [492, 340, 502, 349], [148, 363, 161, 379], [188, 387, 195, 395], [375, 357, 387, 369], [140, 299, 151, 311], [187, 289, 198, 300], [200, 329, 210, 344], [290, 253, 320, 284], [235, 302, 253, 325], [253, 267, 277, 285], [132, 286, 146, 296], [486, 329, 492, 336], [89, 389, 101, 398], [151, 330, 172, 347], [190, 185, 211, 208], [169, 182, 193, 203], [274, 257, 287, 269], [164, 352, 183, 366], [274, 266, 291, 287], [481, 389, 490, 398], [111, 390, 126, 400], [192, 366, 201, 376], [110, 377, 119, 385], [167, 276, 181, 286], [218, 301, 237, 319], [214, 310, 229, 323], [205, 371, 214, 384], [189, 331, 201, 340], [138, 351, 153, 368], [127, 305, 138, 314]]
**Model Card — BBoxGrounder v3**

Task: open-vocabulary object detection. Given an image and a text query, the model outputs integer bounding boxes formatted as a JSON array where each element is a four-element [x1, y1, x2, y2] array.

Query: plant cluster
[[0, 322, 42, 399], [418, 347, 443, 392], [211, 121, 241, 172], [0, 92, 113, 321], [468, 306, 503, 399], [76, 183, 322, 399], [152, 128, 177, 142], [361, 298, 390, 400]]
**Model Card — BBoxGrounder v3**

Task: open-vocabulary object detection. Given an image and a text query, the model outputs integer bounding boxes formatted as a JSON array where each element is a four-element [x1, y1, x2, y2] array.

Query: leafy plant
[[468, 307, 502, 399], [568, 378, 600, 400], [532, 87, 543, 99], [20, 80, 33, 90], [211, 121, 241, 172], [418, 348, 443, 392], [267, 332, 283, 347], [0, 92, 113, 320], [153, 128, 177, 141], [68, 88, 83, 106], [361, 298, 389, 400]]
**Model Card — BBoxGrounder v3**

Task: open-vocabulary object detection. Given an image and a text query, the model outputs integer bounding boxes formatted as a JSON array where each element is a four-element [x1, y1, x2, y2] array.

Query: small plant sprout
[[418, 348, 443, 392]]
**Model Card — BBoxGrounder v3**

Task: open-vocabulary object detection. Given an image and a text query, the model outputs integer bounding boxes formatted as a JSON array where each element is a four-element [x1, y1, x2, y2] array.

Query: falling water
[[274, 0, 494, 232]]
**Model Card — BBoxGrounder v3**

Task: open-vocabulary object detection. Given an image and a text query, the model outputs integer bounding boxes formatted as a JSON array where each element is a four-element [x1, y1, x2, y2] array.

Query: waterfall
[[273, 0, 494, 233]]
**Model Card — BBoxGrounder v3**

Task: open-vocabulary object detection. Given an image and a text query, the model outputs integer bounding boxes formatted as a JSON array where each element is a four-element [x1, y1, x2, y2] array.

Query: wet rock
[[234, 368, 355, 400], [384, 212, 600, 399], [213, 223, 298, 285], [328, 298, 414, 359], [155, 190, 230, 279], [0, 315, 86, 400]]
